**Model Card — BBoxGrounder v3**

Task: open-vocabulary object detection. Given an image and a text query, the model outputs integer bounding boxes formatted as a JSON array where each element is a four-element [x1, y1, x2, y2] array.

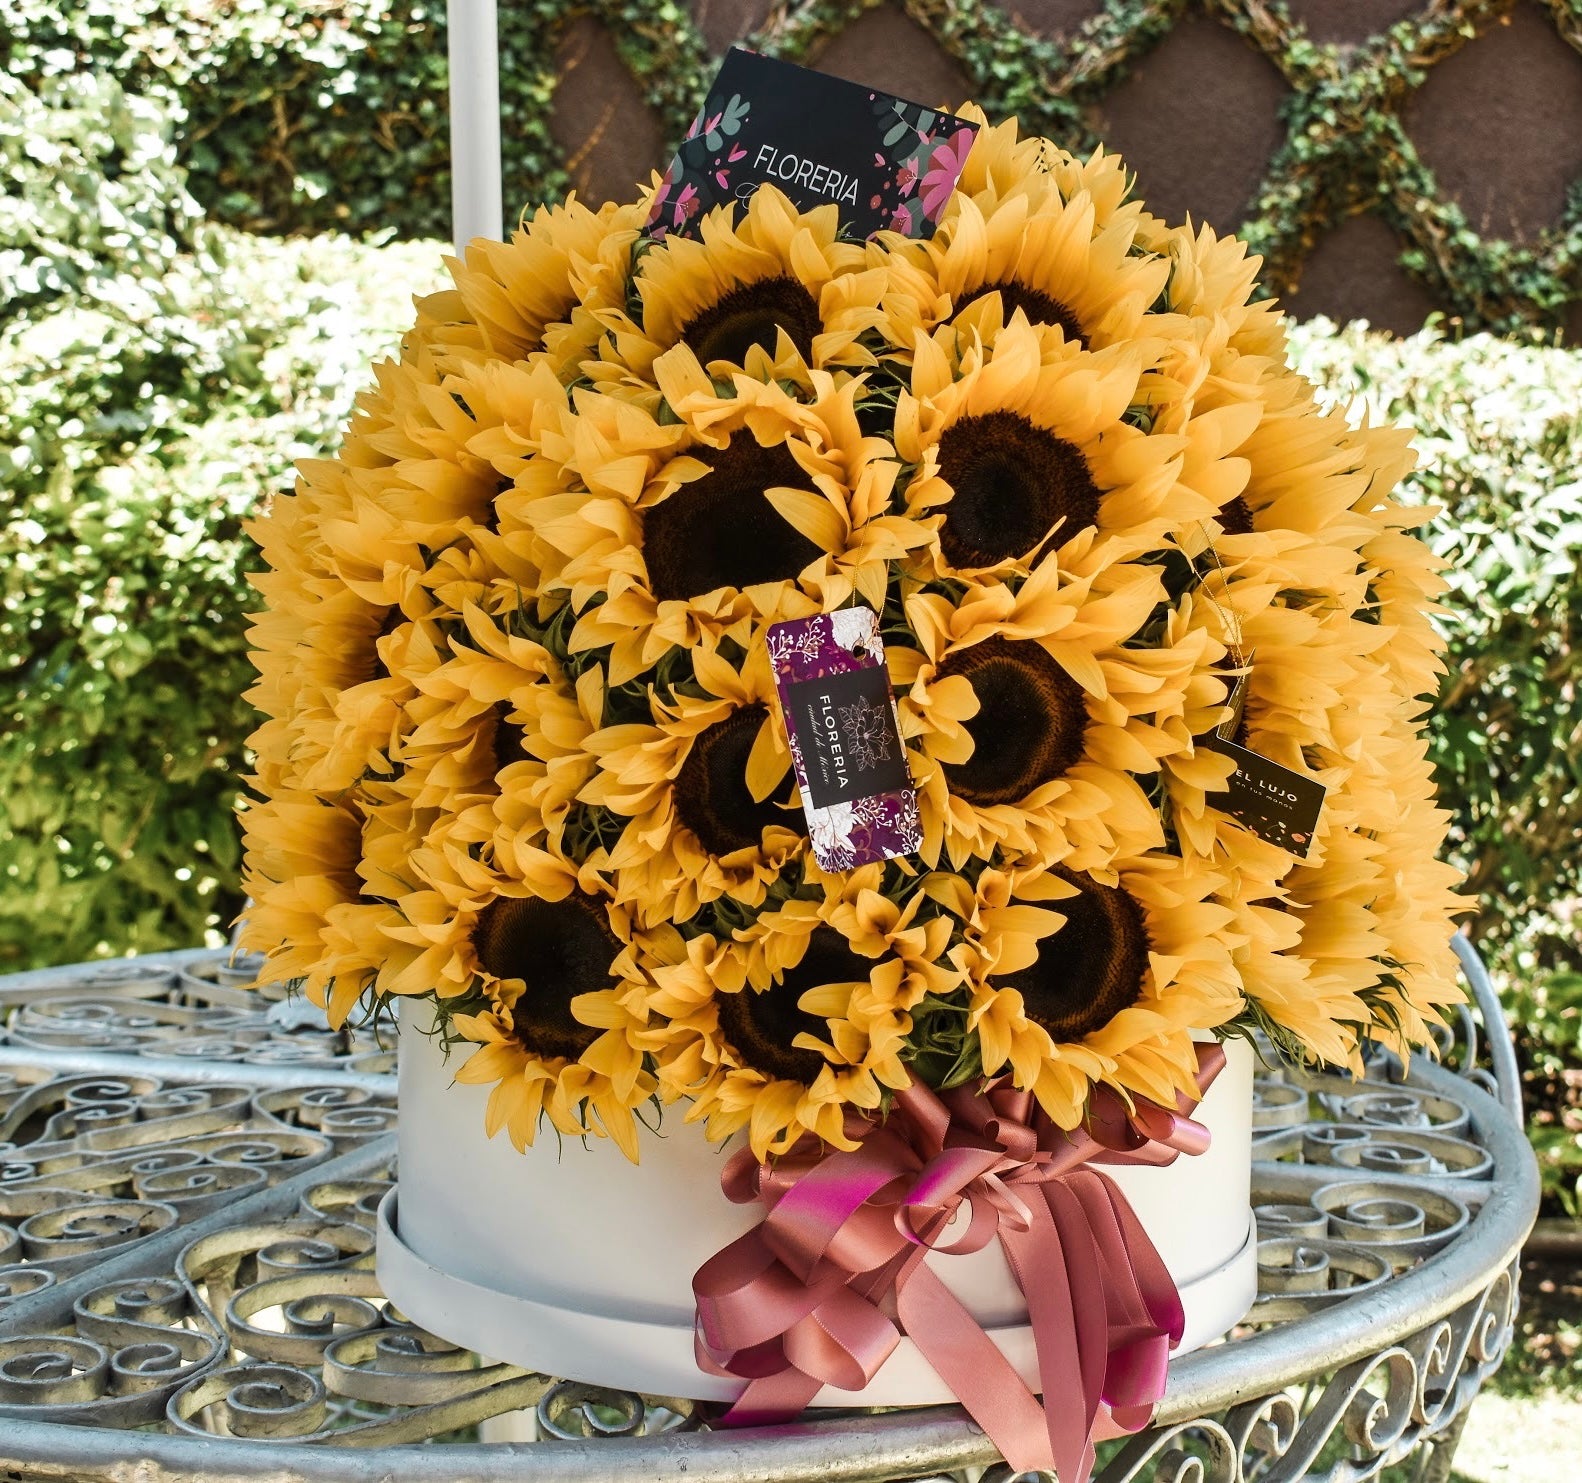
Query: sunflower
[[944, 104, 1052, 207], [532, 360, 931, 685], [295, 612, 446, 797], [578, 637, 804, 916], [883, 163, 1171, 356], [1156, 533, 1345, 866], [242, 114, 1466, 1164], [596, 184, 885, 389], [649, 347, 934, 612], [642, 898, 922, 1159], [488, 663, 607, 883], [892, 317, 1251, 581], [428, 197, 647, 375], [742, 866, 962, 1063], [895, 549, 1218, 873], [394, 603, 560, 814], [504, 380, 797, 685], [240, 790, 365, 999], [313, 336, 505, 557], [937, 853, 1246, 1127], [448, 876, 671, 1163], [1139, 216, 1288, 365]]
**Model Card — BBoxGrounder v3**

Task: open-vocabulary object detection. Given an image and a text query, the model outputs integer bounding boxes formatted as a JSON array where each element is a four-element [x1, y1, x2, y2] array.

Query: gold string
[[1178, 523, 1250, 741], [1181, 522, 1245, 656]]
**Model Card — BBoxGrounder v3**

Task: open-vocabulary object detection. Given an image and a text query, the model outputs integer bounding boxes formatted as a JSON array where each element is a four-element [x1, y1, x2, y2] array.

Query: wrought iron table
[[0, 938, 1538, 1482]]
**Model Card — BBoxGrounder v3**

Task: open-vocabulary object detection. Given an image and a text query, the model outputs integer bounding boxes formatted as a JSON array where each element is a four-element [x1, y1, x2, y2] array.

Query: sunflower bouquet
[[241, 108, 1465, 1173]]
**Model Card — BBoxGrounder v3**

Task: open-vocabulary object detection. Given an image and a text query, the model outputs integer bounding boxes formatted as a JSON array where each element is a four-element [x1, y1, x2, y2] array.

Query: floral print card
[[646, 47, 979, 242], [767, 609, 922, 873]]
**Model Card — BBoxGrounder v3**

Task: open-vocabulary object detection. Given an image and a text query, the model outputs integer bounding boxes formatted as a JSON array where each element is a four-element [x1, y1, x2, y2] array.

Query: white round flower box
[[377, 1001, 1256, 1405]]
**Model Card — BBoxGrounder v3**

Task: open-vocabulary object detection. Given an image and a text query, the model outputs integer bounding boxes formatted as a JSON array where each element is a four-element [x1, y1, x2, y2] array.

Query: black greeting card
[[646, 48, 979, 242], [1199, 733, 1326, 858], [782, 665, 912, 811]]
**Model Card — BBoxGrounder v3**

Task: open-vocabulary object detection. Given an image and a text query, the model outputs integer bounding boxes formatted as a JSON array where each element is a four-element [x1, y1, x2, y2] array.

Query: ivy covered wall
[[7, 0, 1582, 336]]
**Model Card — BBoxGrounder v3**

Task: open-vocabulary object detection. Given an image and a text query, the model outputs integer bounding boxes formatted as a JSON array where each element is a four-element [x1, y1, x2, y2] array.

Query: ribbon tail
[[1069, 1170, 1182, 1423], [895, 1260, 1056, 1478], [1005, 1180, 1111, 1483], [719, 1367, 824, 1428]]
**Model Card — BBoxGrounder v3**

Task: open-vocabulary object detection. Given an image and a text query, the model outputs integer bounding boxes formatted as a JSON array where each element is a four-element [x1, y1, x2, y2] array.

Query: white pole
[[447, 0, 505, 253]]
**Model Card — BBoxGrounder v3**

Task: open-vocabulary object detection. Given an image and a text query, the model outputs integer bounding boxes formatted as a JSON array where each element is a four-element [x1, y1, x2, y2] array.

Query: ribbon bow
[[693, 1044, 1226, 1482]]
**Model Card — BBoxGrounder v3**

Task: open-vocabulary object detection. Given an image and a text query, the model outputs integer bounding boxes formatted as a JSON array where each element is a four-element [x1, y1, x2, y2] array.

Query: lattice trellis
[[515, 0, 1582, 335]]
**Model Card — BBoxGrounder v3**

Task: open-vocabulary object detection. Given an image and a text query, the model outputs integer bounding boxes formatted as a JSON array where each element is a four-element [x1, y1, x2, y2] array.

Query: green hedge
[[1287, 319, 1582, 980], [0, 62, 445, 967], [1, 0, 707, 246]]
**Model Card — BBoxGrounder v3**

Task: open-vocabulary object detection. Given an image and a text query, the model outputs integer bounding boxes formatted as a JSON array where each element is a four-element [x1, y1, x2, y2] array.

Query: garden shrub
[[0, 59, 445, 968], [1288, 320, 1582, 978], [1, 0, 647, 244], [0, 64, 202, 320], [1502, 967, 1582, 1215]]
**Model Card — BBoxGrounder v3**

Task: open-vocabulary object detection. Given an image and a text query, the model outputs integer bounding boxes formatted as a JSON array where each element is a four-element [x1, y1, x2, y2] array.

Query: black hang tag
[[1198, 733, 1325, 858], [646, 48, 979, 243], [782, 666, 911, 810]]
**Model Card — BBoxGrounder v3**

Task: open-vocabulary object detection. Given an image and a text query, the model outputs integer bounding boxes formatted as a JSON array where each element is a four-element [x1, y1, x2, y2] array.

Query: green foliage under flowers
[[6, 0, 1581, 334], [0, 61, 446, 968]]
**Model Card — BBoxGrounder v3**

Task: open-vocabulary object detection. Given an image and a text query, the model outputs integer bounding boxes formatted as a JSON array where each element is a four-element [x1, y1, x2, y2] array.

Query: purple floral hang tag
[[767, 608, 922, 873]]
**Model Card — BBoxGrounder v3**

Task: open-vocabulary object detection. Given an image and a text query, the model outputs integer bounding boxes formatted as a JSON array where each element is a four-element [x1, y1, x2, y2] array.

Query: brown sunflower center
[[995, 869, 1150, 1042], [934, 410, 1099, 568], [484, 475, 512, 533], [956, 279, 1085, 346], [681, 276, 821, 367], [937, 637, 1089, 805], [716, 926, 867, 1085], [643, 436, 823, 602], [490, 703, 530, 775], [364, 606, 404, 684], [473, 893, 619, 1062], [673, 704, 799, 856], [1217, 496, 1254, 536]]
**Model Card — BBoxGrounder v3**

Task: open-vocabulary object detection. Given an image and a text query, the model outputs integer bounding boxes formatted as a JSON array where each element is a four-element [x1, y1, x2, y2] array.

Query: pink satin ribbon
[[693, 1044, 1226, 1482]]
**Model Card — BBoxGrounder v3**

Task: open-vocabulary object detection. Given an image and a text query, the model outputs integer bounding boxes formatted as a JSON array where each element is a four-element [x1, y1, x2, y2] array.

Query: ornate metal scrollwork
[[1223, 1265, 1518, 1482], [1094, 1418, 1241, 1483], [0, 946, 1538, 1482]]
